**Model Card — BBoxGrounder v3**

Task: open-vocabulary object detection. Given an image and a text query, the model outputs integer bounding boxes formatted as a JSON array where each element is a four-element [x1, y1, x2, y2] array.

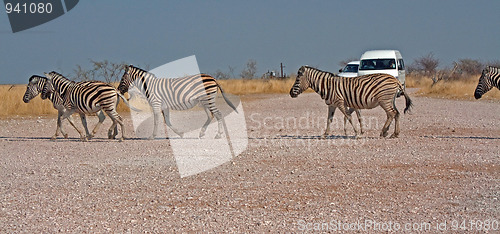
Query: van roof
[[360, 50, 402, 59], [347, 61, 360, 65]]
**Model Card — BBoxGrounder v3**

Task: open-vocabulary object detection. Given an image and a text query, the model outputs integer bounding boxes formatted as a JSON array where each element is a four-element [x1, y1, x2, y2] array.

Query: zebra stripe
[[24, 75, 78, 139], [23, 75, 112, 140], [290, 66, 412, 138], [117, 65, 237, 139], [474, 66, 500, 99], [42, 71, 125, 141]]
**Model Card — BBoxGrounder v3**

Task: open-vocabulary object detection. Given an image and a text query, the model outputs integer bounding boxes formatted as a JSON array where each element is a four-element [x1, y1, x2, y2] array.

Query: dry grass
[[0, 84, 130, 117], [217, 78, 296, 95], [2, 74, 499, 117], [0, 85, 57, 117], [406, 74, 500, 100], [1, 78, 296, 117]]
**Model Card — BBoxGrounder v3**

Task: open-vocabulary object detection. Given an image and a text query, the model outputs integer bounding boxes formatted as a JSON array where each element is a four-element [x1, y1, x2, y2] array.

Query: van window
[[398, 59, 405, 70], [343, 64, 359, 73], [359, 59, 396, 70]]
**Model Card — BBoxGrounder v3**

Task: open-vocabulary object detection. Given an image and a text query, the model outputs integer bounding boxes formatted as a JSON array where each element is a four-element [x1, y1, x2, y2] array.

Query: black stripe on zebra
[[42, 71, 126, 141], [290, 66, 413, 138], [23, 75, 100, 140], [118, 65, 238, 139], [474, 66, 500, 99]]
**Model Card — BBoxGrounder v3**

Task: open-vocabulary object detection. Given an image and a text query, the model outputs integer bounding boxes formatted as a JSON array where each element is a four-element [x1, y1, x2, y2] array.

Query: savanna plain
[[0, 75, 499, 232]]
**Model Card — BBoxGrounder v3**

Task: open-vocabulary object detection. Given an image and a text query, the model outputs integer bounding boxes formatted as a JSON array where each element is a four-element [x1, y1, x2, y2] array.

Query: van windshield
[[343, 64, 359, 73], [359, 59, 396, 70]]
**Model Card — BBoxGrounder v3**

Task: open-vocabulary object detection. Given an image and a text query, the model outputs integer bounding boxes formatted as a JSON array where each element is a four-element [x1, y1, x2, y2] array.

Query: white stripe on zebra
[[127, 55, 247, 178]]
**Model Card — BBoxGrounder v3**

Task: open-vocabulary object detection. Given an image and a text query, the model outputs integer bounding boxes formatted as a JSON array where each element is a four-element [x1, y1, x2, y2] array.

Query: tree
[[72, 60, 127, 83], [227, 65, 236, 78], [73, 64, 96, 81], [453, 59, 483, 75], [240, 59, 257, 79], [213, 69, 230, 80], [411, 53, 439, 74], [90, 60, 127, 83]]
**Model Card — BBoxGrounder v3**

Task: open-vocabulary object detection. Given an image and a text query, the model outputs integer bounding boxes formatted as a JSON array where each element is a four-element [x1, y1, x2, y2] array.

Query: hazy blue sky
[[1, 1, 499, 84]]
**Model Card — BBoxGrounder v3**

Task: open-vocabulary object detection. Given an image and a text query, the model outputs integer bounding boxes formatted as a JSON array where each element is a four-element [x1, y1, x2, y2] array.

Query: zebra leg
[[105, 110, 125, 141], [213, 110, 224, 139], [52, 110, 64, 140], [202, 98, 224, 139], [390, 110, 401, 138], [337, 104, 359, 137], [87, 111, 106, 140], [65, 114, 83, 139], [61, 109, 87, 141], [323, 105, 336, 138], [343, 108, 363, 135], [79, 113, 91, 140], [199, 106, 214, 138], [162, 108, 183, 138], [344, 108, 354, 135], [150, 107, 162, 140], [380, 104, 397, 138], [354, 109, 364, 135]]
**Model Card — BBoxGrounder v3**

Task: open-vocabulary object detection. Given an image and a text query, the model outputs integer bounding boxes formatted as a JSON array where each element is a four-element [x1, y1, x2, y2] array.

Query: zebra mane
[[47, 71, 78, 85], [48, 71, 67, 80], [486, 66, 499, 73], [128, 65, 157, 79], [303, 66, 338, 77], [29, 75, 45, 83]]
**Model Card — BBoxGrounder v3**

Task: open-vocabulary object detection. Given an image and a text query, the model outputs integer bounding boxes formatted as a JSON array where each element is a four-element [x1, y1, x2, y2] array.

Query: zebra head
[[118, 65, 136, 94], [41, 72, 57, 100], [23, 75, 46, 103], [290, 66, 310, 98], [474, 66, 495, 99]]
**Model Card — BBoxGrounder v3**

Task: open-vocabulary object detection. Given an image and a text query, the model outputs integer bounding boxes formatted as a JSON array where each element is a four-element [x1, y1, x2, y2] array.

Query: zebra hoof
[[63, 134, 68, 139], [321, 134, 327, 139], [199, 132, 205, 139], [87, 135, 94, 140], [390, 133, 399, 138], [214, 133, 222, 139], [148, 136, 155, 140], [81, 137, 88, 142], [51, 136, 57, 141], [178, 133, 184, 138], [118, 137, 124, 142]]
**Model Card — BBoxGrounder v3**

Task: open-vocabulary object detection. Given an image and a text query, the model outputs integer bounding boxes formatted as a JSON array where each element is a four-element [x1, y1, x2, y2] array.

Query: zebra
[[474, 66, 500, 99], [117, 65, 238, 139], [23, 75, 115, 140], [42, 71, 129, 141], [290, 66, 413, 138]]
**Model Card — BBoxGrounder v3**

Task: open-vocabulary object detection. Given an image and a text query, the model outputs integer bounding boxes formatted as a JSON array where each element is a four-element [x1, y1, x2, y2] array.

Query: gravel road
[[1, 92, 499, 232]]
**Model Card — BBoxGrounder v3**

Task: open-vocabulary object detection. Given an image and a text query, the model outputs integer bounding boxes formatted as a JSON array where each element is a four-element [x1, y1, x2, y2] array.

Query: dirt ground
[[0, 91, 499, 232]]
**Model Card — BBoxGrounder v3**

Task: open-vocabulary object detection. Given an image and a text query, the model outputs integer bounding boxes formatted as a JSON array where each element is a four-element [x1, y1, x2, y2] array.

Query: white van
[[357, 50, 406, 88], [338, 61, 359, 78]]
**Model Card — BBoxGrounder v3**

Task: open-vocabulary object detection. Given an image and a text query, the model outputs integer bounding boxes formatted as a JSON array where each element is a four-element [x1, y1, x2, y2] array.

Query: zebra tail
[[117, 92, 143, 112], [217, 84, 239, 114], [401, 87, 413, 114]]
